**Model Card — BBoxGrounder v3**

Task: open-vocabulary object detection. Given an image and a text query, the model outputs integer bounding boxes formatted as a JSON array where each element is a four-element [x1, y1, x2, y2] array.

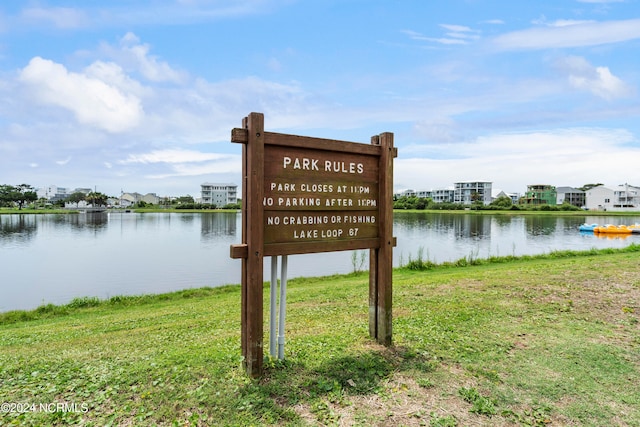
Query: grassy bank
[[130, 208, 240, 213], [0, 208, 76, 215], [1, 251, 639, 426], [3, 207, 639, 216], [394, 208, 640, 216]]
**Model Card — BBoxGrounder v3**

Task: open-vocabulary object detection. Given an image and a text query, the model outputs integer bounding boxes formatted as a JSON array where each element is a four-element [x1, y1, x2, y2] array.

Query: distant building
[[453, 181, 492, 205], [584, 184, 640, 211], [394, 187, 454, 203], [36, 185, 69, 202], [432, 188, 455, 203], [398, 189, 416, 197], [556, 186, 585, 208], [200, 183, 237, 206], [523, 185, 557, 205], [614, 184, 640, 209], [120, 192, 160, 206], [492, 189, 520, 204]]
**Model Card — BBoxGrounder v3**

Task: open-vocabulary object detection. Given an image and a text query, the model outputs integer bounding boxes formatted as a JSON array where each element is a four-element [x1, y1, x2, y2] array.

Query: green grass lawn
[[1, 250, 639, 426]]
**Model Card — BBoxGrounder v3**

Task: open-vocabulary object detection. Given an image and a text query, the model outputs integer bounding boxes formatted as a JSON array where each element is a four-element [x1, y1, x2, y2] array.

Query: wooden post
[[239, 112, 265, 377], [370, 132, 395, 345]]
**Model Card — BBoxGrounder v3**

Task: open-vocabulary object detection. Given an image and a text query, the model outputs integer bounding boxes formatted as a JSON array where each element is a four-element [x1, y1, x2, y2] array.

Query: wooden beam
[[242, 112, 265, 377], [230, 244, 248, 259], [231, 128, 249, 144], [370, 132, 395, 346]]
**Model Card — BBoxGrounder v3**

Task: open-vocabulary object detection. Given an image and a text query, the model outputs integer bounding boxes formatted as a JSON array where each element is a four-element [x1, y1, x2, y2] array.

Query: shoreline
[[3, 207, 640, 215], [3, 242, 639, 322]]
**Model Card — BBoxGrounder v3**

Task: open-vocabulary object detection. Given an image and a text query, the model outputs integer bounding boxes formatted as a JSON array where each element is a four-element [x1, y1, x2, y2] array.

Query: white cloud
[[413, 117, 457, 143], [492, 18, 640, 50], [19, 57, 143, 133], [56, 157, 72, 166], [118, 148, 242, 179], [440, 24, 473, 33], [147, 160, 241, 179], [119, 148, 233, 165], [116, 32, 187, 83], [395, 128, 638, 192], [20, 6, 88, 29], [555, 56, 633, 100], [545, 19, 595, 27], [403, 25, 478, 46], [84, 60, 147, 97]]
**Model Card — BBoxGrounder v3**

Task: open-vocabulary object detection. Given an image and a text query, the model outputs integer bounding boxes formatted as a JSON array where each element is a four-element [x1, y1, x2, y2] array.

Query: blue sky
[[1, 0, 639, 198]]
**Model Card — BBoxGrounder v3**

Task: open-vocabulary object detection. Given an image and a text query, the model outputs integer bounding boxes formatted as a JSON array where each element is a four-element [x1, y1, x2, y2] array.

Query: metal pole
[[270, 256, 278, 358], [277, 255, 288, 360]]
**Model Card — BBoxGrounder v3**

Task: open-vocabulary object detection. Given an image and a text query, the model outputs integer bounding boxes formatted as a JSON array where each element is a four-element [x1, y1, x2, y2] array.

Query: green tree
[[579, 183, 603, 192], [3, 184, 38, 210], [490, 196, 513, 209], [0, 185, 13, 207], [66, 191, 88, 207], [86, 191, 108, 207], [176, 195, 195, 204], [470, 192, 484, 210]]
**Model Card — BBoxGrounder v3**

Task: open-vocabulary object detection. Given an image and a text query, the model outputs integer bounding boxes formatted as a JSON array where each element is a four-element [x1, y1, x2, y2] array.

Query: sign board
[[263, 138, 381, 255], [230, 113, 396, 377]]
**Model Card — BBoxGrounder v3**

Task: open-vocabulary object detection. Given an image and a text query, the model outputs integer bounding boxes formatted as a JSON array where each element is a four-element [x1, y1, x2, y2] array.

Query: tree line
[[0, 183, 110, 210], [0, 183, 242, 210], [393, 195, 583, 211]]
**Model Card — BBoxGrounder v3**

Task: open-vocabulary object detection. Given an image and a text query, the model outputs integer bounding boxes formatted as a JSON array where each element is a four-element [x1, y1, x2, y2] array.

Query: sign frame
[[230, 112, 396, 377]]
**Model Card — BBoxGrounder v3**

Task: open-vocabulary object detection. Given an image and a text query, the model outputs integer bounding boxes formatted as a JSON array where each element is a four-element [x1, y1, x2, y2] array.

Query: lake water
[[1, 211, 639, 312]]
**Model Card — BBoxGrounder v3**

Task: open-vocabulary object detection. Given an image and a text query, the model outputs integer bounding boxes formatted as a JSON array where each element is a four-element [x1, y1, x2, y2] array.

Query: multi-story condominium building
[[614, 184, 640, 209], [556, 186, 585, 208], [36, 185, 69, 202], [398, 189, 416, 197], [432, 188, 455, 203], [523, 185, 557, 205], [414, 190, 431, 198], [201, 183, 237, 206], [453, 181, 492, 205], [395, 188, 454, 203]]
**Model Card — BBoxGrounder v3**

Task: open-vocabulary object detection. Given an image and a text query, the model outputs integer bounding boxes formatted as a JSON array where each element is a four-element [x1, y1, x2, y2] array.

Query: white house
[[584, 184, 640, 211]]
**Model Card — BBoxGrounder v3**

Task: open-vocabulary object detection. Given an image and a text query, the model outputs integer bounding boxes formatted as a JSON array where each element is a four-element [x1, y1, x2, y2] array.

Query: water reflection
[[2, 211, 640, 312], [0, 215, 38, 247], [201, 212, 238, 240], [452, 215, 491, 239], [393, 212, 492, 239], [68, 212, 109, 232], [524, 215, 558, 236]]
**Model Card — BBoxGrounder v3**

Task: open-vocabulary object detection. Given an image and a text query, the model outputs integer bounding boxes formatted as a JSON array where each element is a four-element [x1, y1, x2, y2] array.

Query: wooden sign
[[230, 112, 396, 377], [263, 138, 382, 255]]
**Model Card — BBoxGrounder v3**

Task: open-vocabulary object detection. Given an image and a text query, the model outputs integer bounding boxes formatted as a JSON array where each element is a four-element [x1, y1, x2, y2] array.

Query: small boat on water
[[579, 223, 598, 232], [593, 224, 640, 234]]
